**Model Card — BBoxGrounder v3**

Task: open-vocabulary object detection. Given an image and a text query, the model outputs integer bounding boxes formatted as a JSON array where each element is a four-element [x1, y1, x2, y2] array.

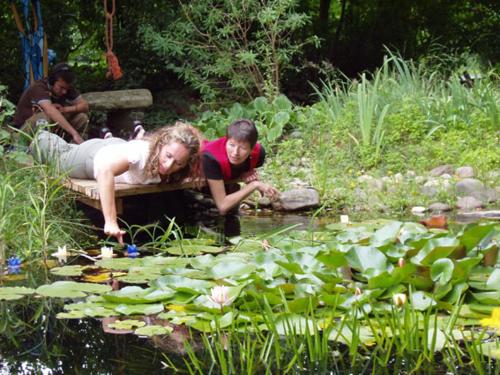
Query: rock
[[428, 202, 452, 212], [485, 188, 498, 203], [429, 165, 454, 177], [455, 178, 488, 202], [411, 206, 427, 214], [257, 196, 272, 207], [83, 89, 153, 110], [394, 173, 404, 182], [359, 176, 384, 191], [273, 188, 320, 211], [455, 166, 474, 179], [406, 170, 416, 178], [415, 176, 426, 184], [421, 178, 452, 198], [456, 196, 484, 210], [440, 173, 452, 179], [456, 210, 500, 220]]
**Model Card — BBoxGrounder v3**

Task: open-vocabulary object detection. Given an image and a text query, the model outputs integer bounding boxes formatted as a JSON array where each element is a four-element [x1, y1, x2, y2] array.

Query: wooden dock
[[64, 178, 205, 213]]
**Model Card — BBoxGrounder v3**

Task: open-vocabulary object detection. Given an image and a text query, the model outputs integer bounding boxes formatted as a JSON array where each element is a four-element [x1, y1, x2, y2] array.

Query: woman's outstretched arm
[[207, 178, 279, 215], [96, 156, 130, 244]]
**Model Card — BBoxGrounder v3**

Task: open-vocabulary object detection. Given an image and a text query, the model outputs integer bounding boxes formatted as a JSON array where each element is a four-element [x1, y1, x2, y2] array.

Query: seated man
[[13, 62, 89, 144], [202, 118, 279, 215]]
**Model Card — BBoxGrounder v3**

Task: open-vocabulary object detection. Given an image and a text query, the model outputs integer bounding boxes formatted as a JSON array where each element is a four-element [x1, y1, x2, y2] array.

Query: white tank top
[[93, 140, 161, 184]]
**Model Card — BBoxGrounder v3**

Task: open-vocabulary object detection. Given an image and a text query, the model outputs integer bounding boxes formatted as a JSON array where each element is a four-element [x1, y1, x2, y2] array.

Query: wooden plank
[[64, 178, 207, 201], [75, 196, 124, 214]]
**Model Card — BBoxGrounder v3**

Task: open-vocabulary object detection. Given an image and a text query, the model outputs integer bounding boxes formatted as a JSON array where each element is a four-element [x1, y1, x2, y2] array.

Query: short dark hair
[[48, 63, 75, 85], [226, 119, 258, 148]]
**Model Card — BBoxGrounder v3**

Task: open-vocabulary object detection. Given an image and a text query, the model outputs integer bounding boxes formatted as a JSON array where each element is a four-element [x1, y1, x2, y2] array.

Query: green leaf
[[367, 263, 416, 289], [471, 291, 500, 305], [410, 291, 436, 311], [272, 95, 293, 112], [274, 313, 318, 335], [208, 260, 256, 279], [430, 259, 454, 285], [153, 275, 215, 294], [412, 237, 460, 266], [102, 286, 175, 304], [316, 251, 347, 268], [50, 265, 90, 276], [211, 311, 234, 329], [345, 245, 387, 274], [108, 319, 146, 330], [0, 286, 35, 301], [135, 325, 173, 336], [272, 111, 290, 127], [95, 257, 143, 270], [166, 245, 225, 256], [460, 223, 496, 252], [371, 221, 402, 246], [252, 97, 269, 112], [36, 281, 111, 298], [115, 303, 164, 316], [486, 268, 500, 290]]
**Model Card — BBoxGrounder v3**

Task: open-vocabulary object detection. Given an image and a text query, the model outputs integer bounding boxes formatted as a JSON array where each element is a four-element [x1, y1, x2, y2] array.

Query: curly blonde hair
[[145, 121, 203, 183]]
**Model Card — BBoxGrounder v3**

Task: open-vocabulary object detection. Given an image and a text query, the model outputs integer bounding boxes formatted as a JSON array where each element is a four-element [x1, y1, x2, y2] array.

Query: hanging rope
[[10, 0, 48, 90], [104, 0, 122, 80]]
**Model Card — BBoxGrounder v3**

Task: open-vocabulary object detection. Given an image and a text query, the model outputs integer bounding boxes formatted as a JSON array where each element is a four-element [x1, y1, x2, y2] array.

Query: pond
[[1, 213, 499, 374]]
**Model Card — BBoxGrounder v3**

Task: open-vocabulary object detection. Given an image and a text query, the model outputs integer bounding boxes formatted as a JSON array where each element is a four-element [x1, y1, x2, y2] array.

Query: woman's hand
[[242, 170, 259, 183], [255, 181, 280, 200], [104, 220, 126, 245]]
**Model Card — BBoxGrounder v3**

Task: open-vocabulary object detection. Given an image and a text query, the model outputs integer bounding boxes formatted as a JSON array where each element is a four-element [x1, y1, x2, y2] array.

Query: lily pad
[[108, 319, 146, 330], [166, 245, 225, 256], [36, 281, 112, 298], [430, 258, 454, 285], [50, 265, 90, 277], [134, 325, 173, 336], [115, 303, 164, 316], [0, 286, 35, 301], [410, 291, 437, 311], [102, 286, 175, 304]]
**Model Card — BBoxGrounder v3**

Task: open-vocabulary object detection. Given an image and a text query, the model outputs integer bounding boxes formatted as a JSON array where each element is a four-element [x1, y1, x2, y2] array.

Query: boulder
[[456, 196, 484, 210], [455, 166, 474, 179], [485, 188, 498, 203], [273, 188, 320, 211], [429, 165, 454, 177], [455, 178, 488, 202], [428, 202, 452, 212], [82, 89, 153, 110]]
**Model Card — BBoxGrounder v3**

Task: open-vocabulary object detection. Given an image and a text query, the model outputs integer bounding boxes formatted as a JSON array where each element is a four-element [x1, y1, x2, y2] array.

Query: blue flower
[[126, 244, 139, 258], [7, 256, 22, 268]]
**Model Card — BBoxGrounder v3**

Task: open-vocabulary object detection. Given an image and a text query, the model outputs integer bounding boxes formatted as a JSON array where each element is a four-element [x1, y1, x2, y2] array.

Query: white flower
[[398, 258, 405, 267], [101, 246, 114, 259], [57, 245, 68, 256], [393, 293, 407, 307], [354, 287, 362, 296], [51, 245, 68, 262], [340, 215, 350, 224], [208, 286, 234, 307]]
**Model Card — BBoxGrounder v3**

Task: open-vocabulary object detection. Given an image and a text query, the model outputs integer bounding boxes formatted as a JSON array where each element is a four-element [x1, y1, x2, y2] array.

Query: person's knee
[[71, 113, 89, 130]]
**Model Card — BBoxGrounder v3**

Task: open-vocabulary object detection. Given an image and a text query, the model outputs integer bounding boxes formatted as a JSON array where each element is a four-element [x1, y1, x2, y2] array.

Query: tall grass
[[316, 49, 498, 141], [0, 155, 93, 261]]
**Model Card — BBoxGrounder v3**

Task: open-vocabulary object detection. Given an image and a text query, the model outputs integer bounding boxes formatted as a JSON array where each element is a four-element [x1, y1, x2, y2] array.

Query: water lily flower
[[101, 246, 114, 259], [481, 308, 500, 332], [126, 244, 139, 258], [393, 293, 407, 307], [51, 245, 68, 262], [398, 258, 405, 267], [354, 287, 362, 296], [340, 215, 350, 224], [208, 285, 234, 307]]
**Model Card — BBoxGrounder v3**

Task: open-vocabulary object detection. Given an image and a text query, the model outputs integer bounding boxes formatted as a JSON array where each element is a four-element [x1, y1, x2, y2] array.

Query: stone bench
[[65, 177, 205, 214], [82, 89, 153, 135]]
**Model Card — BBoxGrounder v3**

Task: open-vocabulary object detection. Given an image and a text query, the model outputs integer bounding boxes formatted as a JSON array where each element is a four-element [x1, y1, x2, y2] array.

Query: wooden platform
[[64, 178, 205, 213]]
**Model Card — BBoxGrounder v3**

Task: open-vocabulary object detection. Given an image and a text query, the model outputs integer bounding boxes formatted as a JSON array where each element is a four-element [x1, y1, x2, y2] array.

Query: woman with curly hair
[[33, 122, 202, 244]]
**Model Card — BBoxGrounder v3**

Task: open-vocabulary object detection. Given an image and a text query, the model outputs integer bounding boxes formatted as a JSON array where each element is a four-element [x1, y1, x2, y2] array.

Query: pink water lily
[[208, 286, 234, 307]]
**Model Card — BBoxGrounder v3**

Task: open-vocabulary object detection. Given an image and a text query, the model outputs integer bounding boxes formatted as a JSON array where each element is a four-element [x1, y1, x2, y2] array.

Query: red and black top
[[202, 137, 265, 181]]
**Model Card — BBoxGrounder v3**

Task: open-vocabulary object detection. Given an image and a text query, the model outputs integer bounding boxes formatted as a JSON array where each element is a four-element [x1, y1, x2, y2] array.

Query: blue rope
[[15, 0, 45, 90]]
